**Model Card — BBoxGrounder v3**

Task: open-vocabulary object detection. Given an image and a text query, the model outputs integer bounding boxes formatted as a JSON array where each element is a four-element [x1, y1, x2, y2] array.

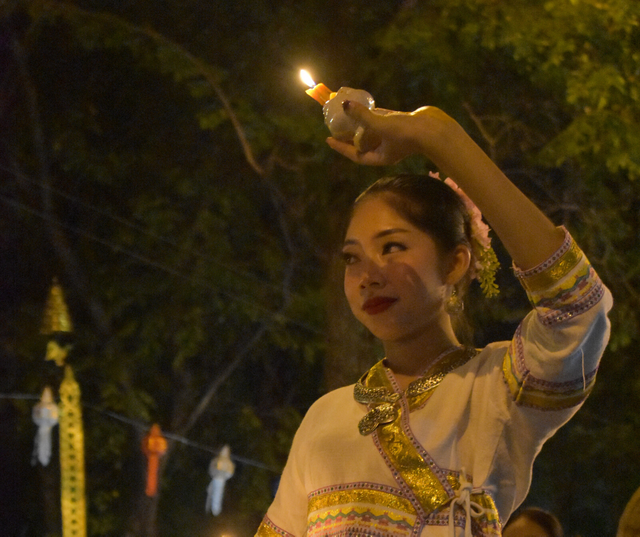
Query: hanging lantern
[[32, 386, 59, 466], [41, 278, 73, 335], [206, 445, 236, 516], [41, 279, 73, 367], [142, 424, 168, 497], [59, 365, 87, 537]]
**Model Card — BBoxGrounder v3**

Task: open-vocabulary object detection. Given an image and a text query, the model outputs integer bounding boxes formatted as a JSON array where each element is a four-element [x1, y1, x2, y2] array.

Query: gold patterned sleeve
[[503, 227, 612, 410], [513, 226, 606, 326]]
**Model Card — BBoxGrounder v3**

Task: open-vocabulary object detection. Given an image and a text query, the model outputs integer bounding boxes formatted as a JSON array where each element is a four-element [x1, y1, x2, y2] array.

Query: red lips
[[362, 296, 398, 315]]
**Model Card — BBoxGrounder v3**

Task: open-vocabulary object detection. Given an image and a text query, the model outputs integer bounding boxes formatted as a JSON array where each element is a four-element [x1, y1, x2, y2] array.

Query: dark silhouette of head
[[503, 507, 564, 537]]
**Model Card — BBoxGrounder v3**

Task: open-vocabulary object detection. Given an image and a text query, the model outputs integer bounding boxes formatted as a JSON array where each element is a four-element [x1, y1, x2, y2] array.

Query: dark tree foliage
[[1, 1, 639, 536]]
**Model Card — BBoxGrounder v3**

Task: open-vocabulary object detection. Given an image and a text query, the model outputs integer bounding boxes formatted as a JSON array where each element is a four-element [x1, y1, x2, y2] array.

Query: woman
[[502, 507, 564, 537], [255, 101, 612, 536]]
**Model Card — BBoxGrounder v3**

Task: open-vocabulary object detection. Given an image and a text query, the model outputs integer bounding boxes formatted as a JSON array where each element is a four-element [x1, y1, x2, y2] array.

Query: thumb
[[342, 99, 377, 126]]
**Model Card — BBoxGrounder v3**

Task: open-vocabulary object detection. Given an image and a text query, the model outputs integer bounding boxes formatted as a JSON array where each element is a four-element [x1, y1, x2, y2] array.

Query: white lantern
[[32, 386, 59, 466], [206, 445, 236, 515]]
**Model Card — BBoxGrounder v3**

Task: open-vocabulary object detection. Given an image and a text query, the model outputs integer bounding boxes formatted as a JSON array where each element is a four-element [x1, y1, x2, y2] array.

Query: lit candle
[[300, 69, 335, 105], [300, 69, 382, 152]]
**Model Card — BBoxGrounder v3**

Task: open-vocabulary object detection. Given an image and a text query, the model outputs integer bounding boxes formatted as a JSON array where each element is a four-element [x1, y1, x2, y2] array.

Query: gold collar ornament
[[354, 347, 477, 436]]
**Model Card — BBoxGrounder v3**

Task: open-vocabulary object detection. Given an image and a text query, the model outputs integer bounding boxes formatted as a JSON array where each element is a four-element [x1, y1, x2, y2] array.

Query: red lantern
[[141, 424, 167, 497]]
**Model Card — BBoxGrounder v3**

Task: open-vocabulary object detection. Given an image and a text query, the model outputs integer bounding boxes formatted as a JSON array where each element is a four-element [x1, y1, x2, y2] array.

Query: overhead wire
[[0, 163, 319, 303], [0, 393, 280, 473], [0, 165, 321, 471], [0, 193, 322, 335]]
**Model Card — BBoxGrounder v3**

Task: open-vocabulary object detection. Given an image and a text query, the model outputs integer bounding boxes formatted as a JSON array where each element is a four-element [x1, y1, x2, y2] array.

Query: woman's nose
[[359, 259, 386, 289]]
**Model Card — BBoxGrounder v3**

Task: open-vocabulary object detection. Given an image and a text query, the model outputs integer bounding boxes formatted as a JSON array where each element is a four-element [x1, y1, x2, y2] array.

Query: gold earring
[[445, 288, 464, 315]]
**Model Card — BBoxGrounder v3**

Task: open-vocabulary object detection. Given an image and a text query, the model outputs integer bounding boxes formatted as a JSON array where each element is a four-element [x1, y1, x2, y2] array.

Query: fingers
[[337, 101, 384, 154], [326, 103, 416, 164], [354, 126, 383, 153], [325, 137, 360, 161], [326, 104, 452, 166], [326, 137, 387, 166]]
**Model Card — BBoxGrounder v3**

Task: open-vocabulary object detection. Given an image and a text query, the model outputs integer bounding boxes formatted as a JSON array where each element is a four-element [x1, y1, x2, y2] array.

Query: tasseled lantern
[[41, 278, 73, 367], [41, 279, 73, 334], [32, 386, 59, 466], [142, 424, 167, 497], [206, 445, 235, 515]]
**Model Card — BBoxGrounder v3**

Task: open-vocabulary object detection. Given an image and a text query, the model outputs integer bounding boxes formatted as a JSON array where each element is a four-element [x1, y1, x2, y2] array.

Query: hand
[[326, 101, 458, 166]]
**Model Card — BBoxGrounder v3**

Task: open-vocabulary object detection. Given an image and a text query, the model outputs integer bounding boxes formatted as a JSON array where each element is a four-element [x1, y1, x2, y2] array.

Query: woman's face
[[342, 195, 451, 343]]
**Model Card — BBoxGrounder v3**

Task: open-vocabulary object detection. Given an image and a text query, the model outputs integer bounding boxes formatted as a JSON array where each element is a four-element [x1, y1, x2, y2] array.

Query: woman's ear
[[444, 245, 471, 285]]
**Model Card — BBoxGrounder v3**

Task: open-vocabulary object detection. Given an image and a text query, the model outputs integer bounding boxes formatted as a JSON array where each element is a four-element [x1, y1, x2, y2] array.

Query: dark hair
[[353, 173, 472, 256], [504, 507, 564, 537]]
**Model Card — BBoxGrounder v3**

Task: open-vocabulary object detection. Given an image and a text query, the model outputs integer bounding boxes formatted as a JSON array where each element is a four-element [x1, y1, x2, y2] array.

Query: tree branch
[[12, 35, 112, 336], [36, 0, 267, 176]]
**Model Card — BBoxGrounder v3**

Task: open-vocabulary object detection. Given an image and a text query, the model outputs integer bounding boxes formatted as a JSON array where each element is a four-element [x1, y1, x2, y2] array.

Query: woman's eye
[[341, 251, 359, 265], [382, 242, 406, 255]]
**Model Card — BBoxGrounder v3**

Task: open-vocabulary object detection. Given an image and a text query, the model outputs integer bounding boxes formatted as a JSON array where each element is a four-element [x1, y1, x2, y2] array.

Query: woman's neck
[[382, 322, 460, 382]]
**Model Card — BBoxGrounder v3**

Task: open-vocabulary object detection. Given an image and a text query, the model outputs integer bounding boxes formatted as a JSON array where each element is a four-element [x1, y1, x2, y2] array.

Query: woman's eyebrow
[[374, 228, 410, 239], [342, 228, 410, 247]]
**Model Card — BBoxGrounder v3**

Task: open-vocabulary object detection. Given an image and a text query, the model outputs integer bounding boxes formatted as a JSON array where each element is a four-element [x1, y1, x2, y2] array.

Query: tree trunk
[[125, 428, 163, 537]]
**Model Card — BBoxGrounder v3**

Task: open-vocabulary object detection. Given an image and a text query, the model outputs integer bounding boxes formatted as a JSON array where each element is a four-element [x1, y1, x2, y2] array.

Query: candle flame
[[300, 69, 316, 88]]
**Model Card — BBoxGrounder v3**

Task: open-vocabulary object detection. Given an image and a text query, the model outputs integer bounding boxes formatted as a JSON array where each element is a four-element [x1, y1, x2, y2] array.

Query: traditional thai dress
[[256, 229, 612, 537]]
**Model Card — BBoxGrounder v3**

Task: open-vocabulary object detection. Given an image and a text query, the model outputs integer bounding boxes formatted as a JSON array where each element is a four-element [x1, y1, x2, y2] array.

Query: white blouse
[[257, 229, 612, 537]]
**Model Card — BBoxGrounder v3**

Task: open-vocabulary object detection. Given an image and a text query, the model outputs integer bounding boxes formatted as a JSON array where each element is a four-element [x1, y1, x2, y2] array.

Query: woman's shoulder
[[294, 384, 361, 438], [305, 384, 357, 415], [465, 342, 511, 372], [478, 341, 511, 355]]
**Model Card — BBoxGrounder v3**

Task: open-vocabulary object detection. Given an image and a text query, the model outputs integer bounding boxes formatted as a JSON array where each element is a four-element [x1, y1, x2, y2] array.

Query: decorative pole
[[41, 279, 87, 537], [58, 365, 87, 537]]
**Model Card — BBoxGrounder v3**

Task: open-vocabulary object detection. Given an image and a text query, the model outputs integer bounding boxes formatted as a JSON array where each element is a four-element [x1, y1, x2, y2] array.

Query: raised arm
[[326, 102, 565, 271]]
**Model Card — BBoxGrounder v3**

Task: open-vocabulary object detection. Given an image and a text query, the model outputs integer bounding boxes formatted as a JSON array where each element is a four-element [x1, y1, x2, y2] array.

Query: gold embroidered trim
[[353, 383, 401, 404], [517, 239, 583, 293], [358, 403, 399, 436], [454, 491, 502, 535], [354, 348, 485, 516], [355, 348, 477, 436], [376, 410, 451, 514], [255, 519, 293, 537], [308, 488, 416, 516], [503, 347, 597, 410], [470, 491, 499, 522]]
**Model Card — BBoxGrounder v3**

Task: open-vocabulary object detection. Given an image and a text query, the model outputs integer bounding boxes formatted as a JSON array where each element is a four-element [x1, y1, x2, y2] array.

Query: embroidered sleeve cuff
[[513, 227, 605, 326], [502, 324, 599, 410], [255, 517, 295, 537], [513, 227, 578, 292]]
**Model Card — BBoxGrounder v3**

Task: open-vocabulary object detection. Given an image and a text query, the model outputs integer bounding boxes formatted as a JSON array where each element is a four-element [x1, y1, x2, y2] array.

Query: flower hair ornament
[[429, 172, 500, 297]]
